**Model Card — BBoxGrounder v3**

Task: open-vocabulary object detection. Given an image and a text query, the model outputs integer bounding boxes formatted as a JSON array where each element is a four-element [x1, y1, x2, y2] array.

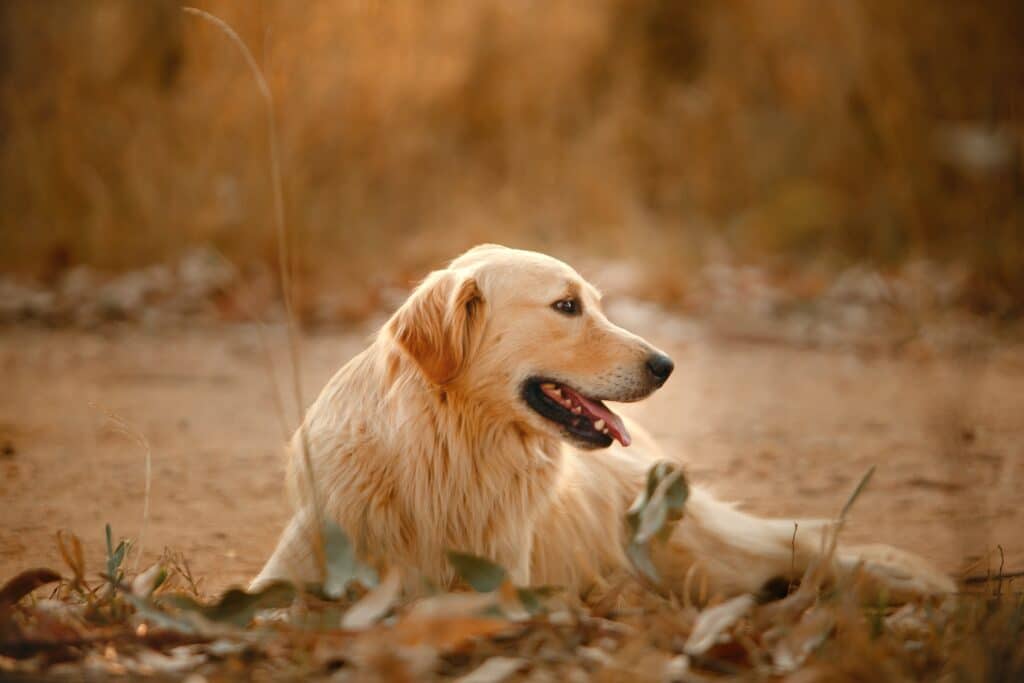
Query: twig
[[682, 563, 698, 610], [963, 569, 1024, 586], [183, 6, 324, 570], [840, 465, 875, 522], [789, 522, 798, 593], [825, 465, 876, 562], [996, 545, 1005, 597], [92, 407, 152, 574], [163, 548, 203, 597], [208, 247, 291, 443]]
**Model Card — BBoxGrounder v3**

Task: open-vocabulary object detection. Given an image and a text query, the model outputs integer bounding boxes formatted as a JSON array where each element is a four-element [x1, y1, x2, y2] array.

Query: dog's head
[[387, 244, 673, 449]]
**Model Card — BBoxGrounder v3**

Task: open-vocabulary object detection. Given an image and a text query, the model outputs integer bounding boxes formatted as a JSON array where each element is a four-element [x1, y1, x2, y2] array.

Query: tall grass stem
[[182, 6, 324, 569]]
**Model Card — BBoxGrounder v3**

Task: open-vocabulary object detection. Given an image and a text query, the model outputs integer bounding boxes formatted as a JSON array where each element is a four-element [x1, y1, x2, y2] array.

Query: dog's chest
[[346, 438, 562, 582]]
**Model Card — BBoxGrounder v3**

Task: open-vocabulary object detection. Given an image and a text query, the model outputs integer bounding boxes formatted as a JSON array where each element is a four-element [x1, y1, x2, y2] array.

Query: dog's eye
[[552, 298, 581, 316]]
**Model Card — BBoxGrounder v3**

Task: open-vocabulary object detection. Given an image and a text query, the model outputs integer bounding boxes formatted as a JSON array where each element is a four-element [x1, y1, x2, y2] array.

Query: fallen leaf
[[406, 591, 500, 620], [122, 592, 201, 635], [625, 462, 689, 583], [323, 521, 377, 599], [126, 647, 207, 674], [455, 656, 527, 683], [514, 586, 559, 616], [771, 606, 836, 673], [447, 551, 508, 592], [342, 567, 401, 629], [0, 568, 62, 610], [165, 581, 295, 627], [684, 594, 755, 656], [635, 467, 688, 545], [394, 616, 513, 651], [131, 563, 167, 598], [56, 531, 85, 590]]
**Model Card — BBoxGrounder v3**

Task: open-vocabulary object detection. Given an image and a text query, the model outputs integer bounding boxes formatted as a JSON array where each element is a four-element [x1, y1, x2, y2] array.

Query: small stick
[[789, 522, 798, 594], [92, 407, 152, 574], [963, 569, 1024, 585], [183, 5, 324, 571], [996, 544, 1005, 597]]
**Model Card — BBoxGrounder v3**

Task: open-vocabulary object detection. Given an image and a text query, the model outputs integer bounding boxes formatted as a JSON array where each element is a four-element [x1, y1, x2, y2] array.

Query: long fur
[[253, 245, 954, 602]]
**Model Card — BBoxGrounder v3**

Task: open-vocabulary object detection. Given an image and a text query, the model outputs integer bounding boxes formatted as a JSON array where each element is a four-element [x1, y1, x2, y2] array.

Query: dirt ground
[[1, 319, 1022, 594]]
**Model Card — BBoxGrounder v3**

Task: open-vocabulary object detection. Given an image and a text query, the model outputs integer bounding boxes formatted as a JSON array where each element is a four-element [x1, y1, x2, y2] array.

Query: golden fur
[[253, 245, 954, 602]]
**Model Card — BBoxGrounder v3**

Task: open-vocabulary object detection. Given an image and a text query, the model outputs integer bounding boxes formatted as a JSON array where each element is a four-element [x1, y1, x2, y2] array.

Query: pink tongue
[[545, 386, 630, 447]]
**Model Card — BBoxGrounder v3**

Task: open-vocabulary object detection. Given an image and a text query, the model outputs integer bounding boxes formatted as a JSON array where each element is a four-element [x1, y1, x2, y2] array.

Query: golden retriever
[[253, 244, 954, 602]]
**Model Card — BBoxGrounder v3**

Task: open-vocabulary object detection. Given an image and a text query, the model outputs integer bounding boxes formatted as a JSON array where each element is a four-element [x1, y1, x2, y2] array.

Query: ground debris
[[0, 528, 1021, 682]]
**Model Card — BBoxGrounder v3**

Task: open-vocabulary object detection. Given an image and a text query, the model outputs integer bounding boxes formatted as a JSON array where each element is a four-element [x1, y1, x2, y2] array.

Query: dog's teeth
[[541, 383, 556, 391], [602, 428, 610, 435], [572, 406, 581, 414], [594, 419, 605, 431]]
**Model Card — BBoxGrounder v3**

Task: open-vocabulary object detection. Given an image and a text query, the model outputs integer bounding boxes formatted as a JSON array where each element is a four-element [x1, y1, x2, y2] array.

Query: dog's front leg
[[507, 535, 533, 587], [250, 510, 323, 591]]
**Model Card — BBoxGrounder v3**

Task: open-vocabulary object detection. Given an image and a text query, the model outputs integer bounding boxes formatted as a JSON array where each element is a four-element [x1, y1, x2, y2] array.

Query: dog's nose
[[646, 353, 674, 385]]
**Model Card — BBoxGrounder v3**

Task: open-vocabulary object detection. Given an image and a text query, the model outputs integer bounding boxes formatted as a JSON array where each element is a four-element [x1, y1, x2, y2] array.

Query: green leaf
[[105, 523, 128, 585], [166, 581, 296, 627], [840, 466, 876, 521], [625, 462, 689, 584], [630, 463, 688, 543], [512, 586, 559, 615], [322, 521, 377, 599], [131, 563, 168, 598], [122, 592, 201, 634], [105, 523, 114, 576], [627, 462, 668, 524], [662, 468, 689, 512], [516, 588, 541, 614], [626, 541, 661, 584], [446, 551, 508, 592]]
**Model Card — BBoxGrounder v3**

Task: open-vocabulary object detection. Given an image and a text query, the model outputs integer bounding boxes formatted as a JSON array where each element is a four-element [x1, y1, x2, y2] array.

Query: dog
[[253, 244, 954, 602]]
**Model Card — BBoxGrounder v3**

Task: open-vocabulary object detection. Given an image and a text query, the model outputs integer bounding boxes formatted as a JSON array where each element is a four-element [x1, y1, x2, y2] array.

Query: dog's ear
[[388, 270, 485, 385]]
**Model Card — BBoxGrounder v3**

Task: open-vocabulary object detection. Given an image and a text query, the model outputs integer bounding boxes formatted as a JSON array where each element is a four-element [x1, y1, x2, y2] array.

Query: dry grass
[[0, 484, 1021, 682], [1, 0, 1022, 314]]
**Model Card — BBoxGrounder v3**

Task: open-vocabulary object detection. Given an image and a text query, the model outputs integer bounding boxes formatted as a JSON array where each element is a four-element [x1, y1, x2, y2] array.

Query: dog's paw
[[839, 544, 955, 603]]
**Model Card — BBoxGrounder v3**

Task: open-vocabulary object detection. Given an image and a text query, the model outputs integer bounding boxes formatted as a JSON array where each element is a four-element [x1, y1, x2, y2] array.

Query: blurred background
[[1, 0, 1022, 322]]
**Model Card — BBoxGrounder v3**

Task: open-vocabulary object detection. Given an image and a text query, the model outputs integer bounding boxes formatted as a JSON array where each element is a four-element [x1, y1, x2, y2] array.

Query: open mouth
[[522, 378, 632, 448]]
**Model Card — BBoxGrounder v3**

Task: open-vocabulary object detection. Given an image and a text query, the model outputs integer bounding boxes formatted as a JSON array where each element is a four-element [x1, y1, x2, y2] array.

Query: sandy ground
[[1, 320, 1022, 594]]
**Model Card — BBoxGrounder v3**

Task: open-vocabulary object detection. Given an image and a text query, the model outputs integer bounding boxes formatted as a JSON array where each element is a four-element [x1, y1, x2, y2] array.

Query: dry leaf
[[455, 656, 527, 683], [771, 607, 836, 673], [683, 594, 755, 656], [131, 563, 166, 598], [394, 616, 512, 650], [0, 568, 62, 610], [342, 567, 401, 629]]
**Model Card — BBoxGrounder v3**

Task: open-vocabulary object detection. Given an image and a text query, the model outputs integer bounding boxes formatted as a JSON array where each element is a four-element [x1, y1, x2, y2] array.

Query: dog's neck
[[381, 345, 563, 470]]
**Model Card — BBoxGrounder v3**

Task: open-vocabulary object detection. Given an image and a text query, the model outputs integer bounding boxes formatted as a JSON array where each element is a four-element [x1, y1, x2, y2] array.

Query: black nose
[[646, 353, 674, 385]]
